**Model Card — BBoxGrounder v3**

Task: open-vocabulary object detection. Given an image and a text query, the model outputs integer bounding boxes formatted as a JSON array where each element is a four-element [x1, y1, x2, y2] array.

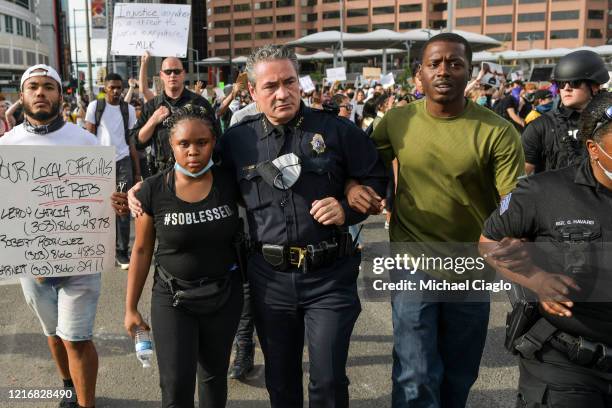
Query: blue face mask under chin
[[476, 96, 487, 106], [535, 102, 553, 113], [174, 158, 214, 178]]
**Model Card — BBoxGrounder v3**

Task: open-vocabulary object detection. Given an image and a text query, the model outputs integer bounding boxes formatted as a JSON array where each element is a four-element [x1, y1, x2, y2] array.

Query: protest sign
[[480, 62, 505, 88], [380, 72, 395, 89], [326, 67, 347, 82], [0, 146, 116, 284], [363, 67, 381, 80], [299, 75, 316, 93], [110, 3, 191, 57], [510, 71, 524, 82], [91, 0, 108, 39]]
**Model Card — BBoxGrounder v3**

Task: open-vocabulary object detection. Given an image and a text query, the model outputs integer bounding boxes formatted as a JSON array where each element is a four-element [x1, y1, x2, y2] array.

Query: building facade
[[205, 0, 610, 58], [0, 0, 51, 94]]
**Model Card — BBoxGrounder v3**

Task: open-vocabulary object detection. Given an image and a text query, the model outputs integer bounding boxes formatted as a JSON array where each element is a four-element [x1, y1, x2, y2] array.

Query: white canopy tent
[[472, 45, 612, 62]]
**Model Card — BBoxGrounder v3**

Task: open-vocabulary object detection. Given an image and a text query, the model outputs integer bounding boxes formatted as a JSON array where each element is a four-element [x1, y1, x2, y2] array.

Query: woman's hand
[[124, 309, 150, 339], [128, 181, 144, 217]]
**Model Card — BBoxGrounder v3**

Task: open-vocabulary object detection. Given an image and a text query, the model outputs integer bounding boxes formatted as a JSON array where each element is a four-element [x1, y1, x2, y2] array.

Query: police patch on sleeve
[[499, 193, 512, 215]]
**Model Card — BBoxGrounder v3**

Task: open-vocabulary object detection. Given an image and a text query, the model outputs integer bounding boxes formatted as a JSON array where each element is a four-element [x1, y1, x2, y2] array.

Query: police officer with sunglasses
[[522, 50, 609, 175], [480, 91, 612, 407], [130, 57, 216, 176]]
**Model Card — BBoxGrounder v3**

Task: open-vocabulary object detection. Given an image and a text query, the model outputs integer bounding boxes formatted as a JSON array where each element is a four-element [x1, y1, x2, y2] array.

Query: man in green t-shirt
[[371, 33, 524, 408]]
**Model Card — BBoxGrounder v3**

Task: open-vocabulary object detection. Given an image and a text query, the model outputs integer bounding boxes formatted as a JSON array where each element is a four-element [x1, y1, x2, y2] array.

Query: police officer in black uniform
[[480, 91, 612, 407], [220, 45, 387, 408], [130, 57, 215, 175], [522, 50, 609, 175]]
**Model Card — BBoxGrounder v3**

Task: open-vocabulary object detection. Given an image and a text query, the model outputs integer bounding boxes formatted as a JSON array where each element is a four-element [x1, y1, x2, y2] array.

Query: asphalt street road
[[0, 214, 519, 407]]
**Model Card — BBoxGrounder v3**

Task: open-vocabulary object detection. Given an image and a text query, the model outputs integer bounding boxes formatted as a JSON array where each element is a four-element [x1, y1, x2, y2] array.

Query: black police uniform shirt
[[136, 166, 240, 281], [483, 158, 612, 344], [130, 89, 215, 172], [521, 105, 585, 173], [219, 103, 388, 246]]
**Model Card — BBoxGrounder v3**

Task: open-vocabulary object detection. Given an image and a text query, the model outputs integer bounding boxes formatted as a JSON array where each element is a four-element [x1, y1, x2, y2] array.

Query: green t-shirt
[[372, 98, 525, 245]]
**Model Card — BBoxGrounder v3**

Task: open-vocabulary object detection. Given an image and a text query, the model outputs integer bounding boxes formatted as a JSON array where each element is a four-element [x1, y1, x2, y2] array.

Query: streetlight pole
[[188, 47, 200, 82], [84, 0, 94, 97], [339, 0, 344, 67], [228, 26, 233, 82], [72, 8, 82, 97]]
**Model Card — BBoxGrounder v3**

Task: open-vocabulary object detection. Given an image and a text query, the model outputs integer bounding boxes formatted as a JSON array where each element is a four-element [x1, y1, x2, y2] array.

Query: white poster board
[[510, 71, 524, 82], [299, 75, 316, 93], [0, 146, 116, 284], [380, 72, 395, 89], [480, 62, 505, 88], [326, 67, 347, 82], [110, 3, 191, 57]]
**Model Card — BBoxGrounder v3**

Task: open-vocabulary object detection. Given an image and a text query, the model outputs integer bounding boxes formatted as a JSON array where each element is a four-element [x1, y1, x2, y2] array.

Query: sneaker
[[384, 220, 390, 230], [58, 394, 77, 408], [116, 253, 130, 270], [228, 341, 255, 380]]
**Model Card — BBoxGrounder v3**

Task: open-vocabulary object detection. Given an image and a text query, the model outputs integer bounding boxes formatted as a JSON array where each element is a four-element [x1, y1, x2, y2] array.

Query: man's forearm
[[136, 118, 158, 144]]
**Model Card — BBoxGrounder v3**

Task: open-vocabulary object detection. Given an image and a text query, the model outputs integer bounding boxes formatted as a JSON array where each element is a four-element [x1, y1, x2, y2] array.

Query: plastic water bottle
[[135, 328, 153, 368]]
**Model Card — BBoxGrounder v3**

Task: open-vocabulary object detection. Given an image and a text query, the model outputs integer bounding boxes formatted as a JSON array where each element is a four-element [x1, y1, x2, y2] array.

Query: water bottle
[[135, 328, 153, 368]]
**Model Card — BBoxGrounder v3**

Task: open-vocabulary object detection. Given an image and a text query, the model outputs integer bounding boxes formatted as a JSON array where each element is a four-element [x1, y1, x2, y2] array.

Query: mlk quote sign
[[0, 146, 115, 284], [110, 3, 191, 57]]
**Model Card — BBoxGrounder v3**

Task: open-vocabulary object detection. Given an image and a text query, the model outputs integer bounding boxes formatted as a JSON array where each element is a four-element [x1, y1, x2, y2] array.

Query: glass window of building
[[255, 31, 273, 39], [214, 6, 230, 13], [587, 10, 604, 20], [487, 14, 512, 24], [323, 11, 340, 19], [26, 51, 36, 66], [347, 8, 368, 17], [301, 13, 318, 22], [431, 20, 446, 29], [215, 20, 231, 28], [255, 1, 273, 9], [15, 0, 29, 9], [235, 48, 251, 55], [373, 23, 395, 30], [277, 14, 295, 22], [432, 3, 447, 11], [0, 48, 10, 64], [487, 32, 512, 41], [276, 0, 294, 7], [16, 18, 23, 36], [486, 0, 512, 6], [348, 24, 368, 33], [399, 20, 422, 29], [399, 4, 422, 12], [255, 16, 273, 24], [234, 3, 251, 12], [517, 31, 544, 40], [457, 0, 482, 8], [518, 0, 544, 3], [276, 29, 295, 38], [549, 29, 578, 39], [25, 21, 31, 38], [586, 29, 603, 38], [216, 49, 230, 56], [373, 6, 394, 15], [324, 26, 340, 30], [234, 33, 251, 41], [13, 49, 23, 65], [234, 18, 251, 26], [551, 10, 579, 20], [5, 15, 13, 33], [215, 34, 230, 42], [456, 16, 481, 26], [518, 12, 545, 22]]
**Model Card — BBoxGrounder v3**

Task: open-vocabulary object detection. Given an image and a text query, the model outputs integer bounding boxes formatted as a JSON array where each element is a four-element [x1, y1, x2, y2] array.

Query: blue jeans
[[391, 289, 490, 408], [116, 156, 133, 255]]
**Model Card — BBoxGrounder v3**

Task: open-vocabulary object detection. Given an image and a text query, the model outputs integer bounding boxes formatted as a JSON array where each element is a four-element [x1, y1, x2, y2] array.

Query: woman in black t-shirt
[[124, 105, 243, 408]]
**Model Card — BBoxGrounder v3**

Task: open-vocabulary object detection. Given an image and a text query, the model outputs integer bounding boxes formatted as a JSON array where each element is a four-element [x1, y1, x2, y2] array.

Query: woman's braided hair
[[579, 91, 612, 144], [164, 103, 220, 139]]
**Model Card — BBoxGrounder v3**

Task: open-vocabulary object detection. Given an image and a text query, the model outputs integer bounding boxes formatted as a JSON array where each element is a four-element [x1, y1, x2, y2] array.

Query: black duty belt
[[514, 318, 612, 373], [254, 233, 354, 273]]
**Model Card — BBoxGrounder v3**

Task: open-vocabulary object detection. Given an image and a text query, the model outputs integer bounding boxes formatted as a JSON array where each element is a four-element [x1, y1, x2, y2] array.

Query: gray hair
[[245, 45, 299, 85]]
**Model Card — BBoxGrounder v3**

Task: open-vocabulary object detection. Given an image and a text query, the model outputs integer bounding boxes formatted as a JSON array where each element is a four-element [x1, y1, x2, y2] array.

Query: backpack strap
[[94, 99, 106, 132], [119, 101, 130, 145]]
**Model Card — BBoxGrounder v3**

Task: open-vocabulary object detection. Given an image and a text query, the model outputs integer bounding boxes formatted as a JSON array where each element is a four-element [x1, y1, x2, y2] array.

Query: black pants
[[517, 345, 612, 408], [248, 253, 362, 408], [234, 282, 255, 342], [116, 156, 134, 255], [151, 272, 243, 408]]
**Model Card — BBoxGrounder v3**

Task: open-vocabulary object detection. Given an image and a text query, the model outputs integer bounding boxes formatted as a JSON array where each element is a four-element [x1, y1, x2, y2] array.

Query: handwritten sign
[[299, 75, 316, 93], [110, 3, 191, 57], [0, 146, 116, 284], [362, 67, 381, 80], [480, 62, 505, 88], [326, 67, 347, 82], [510, 71, 524, 82]]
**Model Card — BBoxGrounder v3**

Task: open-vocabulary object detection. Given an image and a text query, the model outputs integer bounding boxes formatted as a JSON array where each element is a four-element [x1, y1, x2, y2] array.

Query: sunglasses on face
[[555, 80, 586, 89], [162, 69, 183, 76], [339, 104, 353, 111]]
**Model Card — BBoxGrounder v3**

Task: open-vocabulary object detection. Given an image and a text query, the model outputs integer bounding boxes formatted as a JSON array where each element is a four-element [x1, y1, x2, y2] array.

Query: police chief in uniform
[[522, 50, 609, 175], [219, 45, 387, 408], [129, 45, 387, 407], [480, 91, 612, 407]]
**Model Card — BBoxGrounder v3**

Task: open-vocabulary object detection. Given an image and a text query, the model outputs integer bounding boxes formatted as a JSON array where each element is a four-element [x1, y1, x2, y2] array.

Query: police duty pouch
[[156, 262, 231, 315]]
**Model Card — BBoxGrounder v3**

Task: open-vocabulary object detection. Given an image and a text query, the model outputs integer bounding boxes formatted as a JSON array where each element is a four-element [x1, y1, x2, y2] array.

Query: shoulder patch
[[499, 193, 512, 216]]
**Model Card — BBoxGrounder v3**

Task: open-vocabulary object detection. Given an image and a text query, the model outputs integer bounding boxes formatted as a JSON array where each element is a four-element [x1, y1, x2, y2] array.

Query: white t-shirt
[[0, 122, 98, 146], [85, 100, 136, 161]]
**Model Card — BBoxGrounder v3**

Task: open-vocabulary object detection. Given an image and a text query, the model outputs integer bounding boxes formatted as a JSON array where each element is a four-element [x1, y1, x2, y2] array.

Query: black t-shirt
[[494, 94, 519, 123], [136, 166, 240, 281], [482, 160, 612, 343]]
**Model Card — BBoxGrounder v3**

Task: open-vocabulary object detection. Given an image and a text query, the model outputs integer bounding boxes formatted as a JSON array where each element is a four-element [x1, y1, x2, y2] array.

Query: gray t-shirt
[[229, 102, 259, 127]]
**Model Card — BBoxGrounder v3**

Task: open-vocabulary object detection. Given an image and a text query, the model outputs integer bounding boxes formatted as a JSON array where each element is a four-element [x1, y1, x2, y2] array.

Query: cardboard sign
[[326, 67, 347, 82], [362, 67, 382, 80], [0, 146, 116, 284], [236, 72, 249, 89], [510, 71, 524, 82], [380, 72, 395, 89], [299, 75, 316, 93], [480, 62, 505, 88], [110, 3, 191, 57]]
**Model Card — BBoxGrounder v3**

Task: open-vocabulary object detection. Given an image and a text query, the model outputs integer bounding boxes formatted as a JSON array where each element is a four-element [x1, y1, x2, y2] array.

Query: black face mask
[[347, 92, 355, 99], [23, 115, 65, 134]]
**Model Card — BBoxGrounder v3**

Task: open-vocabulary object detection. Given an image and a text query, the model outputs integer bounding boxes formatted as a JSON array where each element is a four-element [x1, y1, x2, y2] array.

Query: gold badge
[[310, 133, 326, 154]]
